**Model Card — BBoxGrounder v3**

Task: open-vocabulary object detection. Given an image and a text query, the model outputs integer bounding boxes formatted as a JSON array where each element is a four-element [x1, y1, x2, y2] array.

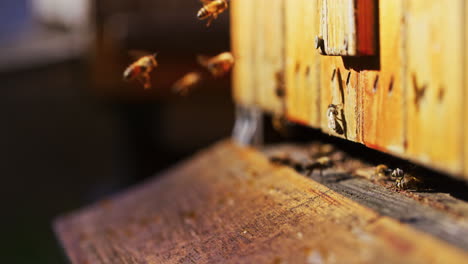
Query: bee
[[395, 174, 424, 191], [373, 164, 392, 181], [305, 156, 333, 176], [123, 52, 158, 89], [197, 52, 234, 78], [269, 152, 294, 166], [391, 168, 424, 191], [172, 72, 204, 96], [197, 0, 228, 27], [390, 168, 404, 180], [269, 152, 303, 172], [326, 104, 344, 135]]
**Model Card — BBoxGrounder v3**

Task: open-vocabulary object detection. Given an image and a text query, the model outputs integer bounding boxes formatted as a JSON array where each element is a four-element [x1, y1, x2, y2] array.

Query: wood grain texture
[[319, 0, 356, 56], [263, 143, 468, 250], [405, 0, 464, 175], [230, 0, 255, 106], [361, 0, 405, 155], [56, 141, 468, 263], [320, 56, 361, 142], [231, 0, 468, 180], [465, 0, 468, 180], [284, 0, 321, 127], [319, 0, 376, 56]]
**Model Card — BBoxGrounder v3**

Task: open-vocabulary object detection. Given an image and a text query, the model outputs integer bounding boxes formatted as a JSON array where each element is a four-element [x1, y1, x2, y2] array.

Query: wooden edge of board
[[55, 140, 468, 263]]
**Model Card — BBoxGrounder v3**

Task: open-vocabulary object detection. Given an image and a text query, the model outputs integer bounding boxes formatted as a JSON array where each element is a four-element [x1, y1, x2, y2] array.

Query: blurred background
[[0, 0, 233, 263]]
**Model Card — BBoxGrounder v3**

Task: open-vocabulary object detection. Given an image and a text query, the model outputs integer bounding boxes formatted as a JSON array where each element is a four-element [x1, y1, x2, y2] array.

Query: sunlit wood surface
[[231, 0, 468, 179], [55, 141, 468, 263]]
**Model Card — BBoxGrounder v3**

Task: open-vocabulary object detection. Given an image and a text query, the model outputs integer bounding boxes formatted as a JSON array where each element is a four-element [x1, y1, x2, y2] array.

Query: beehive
[[231, 0, 468, 180]]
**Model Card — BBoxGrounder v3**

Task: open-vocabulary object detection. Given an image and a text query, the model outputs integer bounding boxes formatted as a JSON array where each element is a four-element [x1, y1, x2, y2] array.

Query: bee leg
[[135, 76, 145, 87], [142, 75, 151, 89]]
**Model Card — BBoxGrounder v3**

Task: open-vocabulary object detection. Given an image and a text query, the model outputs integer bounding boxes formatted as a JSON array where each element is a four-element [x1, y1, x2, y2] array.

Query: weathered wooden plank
[[320, 56, 361, 141], [285, 0, 321, 127], [256, 0, 284, 115], [319, 0, 376, 56], [405, 0, 464, 175], [231, 0, 255, 106], [285, 0, 306, 125], [465, 0, 468, 180], [56, 141, 468, 263], [263, 143, 468, 250], [231, 0, 468, 180], [361, 0, 405, 155]]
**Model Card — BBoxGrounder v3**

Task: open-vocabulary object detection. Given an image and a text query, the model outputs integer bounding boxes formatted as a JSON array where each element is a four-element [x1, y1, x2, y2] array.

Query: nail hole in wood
[[346, 72, 351, 86], [295, 62, 301, 73], [437, 85, 445, 103], [331, 69, 337, 81], [388, 76, 394, 95], [373, 75, 379, 93], [275, 71, 285, 98], [411, 73, 427, 111], [305, 66, 311, 76]]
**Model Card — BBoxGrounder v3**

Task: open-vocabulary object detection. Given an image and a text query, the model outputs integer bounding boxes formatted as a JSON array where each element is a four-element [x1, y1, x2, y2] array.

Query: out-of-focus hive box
[[231, 0, 468, 180]]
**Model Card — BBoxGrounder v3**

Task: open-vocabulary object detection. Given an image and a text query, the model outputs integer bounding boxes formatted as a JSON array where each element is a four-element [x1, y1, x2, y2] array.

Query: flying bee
[[327, 104, 344, 135], [197, 0, 228, 27], [197, 52, 234, 78], [123, 52, 158, 89], [172, 72, 204, 96]]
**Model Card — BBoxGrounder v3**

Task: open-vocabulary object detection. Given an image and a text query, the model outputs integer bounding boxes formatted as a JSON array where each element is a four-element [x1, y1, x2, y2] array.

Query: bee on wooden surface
[[269, 152, 304, 172], [391, 168, 425, 191], [197, 52, 234, 78], [305, 156, 333, 176], [197, 0, 228, 27], [390, 168, 404, 180], [395, 174, 424, 191], [269, 153, 294, 167], [123, 52, 158, 89], [373, 164, 392, 181], [172, 72, 204, 96], [326, 104, 344, 135]]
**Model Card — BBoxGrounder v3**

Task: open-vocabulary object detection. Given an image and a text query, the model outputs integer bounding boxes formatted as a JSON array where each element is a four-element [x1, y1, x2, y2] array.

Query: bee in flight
[[197, 52, 234, 78], [197, 0, 228, 27], [172, 71, 204, 96], [123, 52, 158, 89]]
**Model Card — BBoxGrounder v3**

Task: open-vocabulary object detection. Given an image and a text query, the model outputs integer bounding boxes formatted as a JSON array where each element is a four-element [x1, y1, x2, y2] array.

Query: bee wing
[[128, 50, 153, 60], [196, 55, 212, 68], [172, 72, 204, 95]]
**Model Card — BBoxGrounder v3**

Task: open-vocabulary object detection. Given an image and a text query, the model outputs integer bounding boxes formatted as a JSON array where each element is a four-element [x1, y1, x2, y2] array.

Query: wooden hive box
[[231, 0, 468, 181]]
